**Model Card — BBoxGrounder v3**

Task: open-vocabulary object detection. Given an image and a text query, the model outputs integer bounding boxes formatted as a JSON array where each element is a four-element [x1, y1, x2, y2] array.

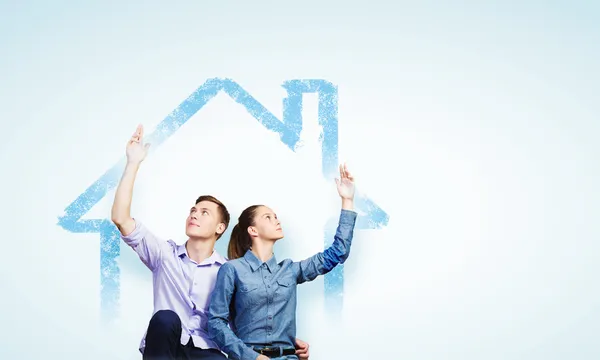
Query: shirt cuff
[[339, 209, 358, 225], [242, 345, 259, 360]]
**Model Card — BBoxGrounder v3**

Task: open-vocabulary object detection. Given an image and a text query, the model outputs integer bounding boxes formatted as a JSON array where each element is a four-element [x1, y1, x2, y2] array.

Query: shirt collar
[[177, 243, 227, 265], [243, 249, 278, 272]]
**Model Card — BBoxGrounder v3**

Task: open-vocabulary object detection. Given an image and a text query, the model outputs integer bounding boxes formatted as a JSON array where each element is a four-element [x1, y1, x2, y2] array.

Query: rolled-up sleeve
[[121, 219, 164, 271]]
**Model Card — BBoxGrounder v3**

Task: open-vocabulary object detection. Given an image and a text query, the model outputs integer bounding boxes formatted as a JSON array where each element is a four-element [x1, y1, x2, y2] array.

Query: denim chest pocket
[[237, 283, 260, 308], [275, 277, 296, 301]]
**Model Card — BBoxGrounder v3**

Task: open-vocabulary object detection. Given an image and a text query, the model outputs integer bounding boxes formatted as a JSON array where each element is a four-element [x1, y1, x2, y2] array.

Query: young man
[[111, 125, 310, 360]]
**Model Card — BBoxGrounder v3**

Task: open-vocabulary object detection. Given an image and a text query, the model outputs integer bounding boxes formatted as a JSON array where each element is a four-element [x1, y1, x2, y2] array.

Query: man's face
[[185, 200, 225, 240]]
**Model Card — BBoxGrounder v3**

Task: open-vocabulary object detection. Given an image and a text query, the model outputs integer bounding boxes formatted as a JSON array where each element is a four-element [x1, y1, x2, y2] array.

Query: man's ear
[[216, 223, 226, 235]]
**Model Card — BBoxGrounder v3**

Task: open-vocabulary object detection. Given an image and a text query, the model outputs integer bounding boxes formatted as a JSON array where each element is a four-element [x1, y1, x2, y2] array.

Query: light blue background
[[1, 1, 599, 359]]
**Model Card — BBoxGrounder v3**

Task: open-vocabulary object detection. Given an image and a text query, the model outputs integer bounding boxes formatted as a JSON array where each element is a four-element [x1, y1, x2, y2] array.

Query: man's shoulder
[[157, 239, 185, 258]]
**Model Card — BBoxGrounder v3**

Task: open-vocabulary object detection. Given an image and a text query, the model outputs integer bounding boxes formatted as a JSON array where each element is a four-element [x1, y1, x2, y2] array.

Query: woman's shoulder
[[218, 258, 249, 275], [278, 258, 294, 265], [222, 257, 246, 268], [277, 258, 298, 271]]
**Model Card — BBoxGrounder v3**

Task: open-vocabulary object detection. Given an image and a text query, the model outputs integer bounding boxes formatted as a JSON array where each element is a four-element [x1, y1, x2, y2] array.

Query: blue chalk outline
[[57, 78, 389, 319]]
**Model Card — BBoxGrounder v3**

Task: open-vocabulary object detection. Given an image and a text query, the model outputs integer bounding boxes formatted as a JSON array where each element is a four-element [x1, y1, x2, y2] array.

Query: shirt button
[[267, 285, 271, 288], [268, 315, 272, 319]]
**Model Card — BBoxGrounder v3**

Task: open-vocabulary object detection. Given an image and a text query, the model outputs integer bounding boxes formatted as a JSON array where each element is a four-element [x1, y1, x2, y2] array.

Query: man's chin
[[185, 231, 207, 239]]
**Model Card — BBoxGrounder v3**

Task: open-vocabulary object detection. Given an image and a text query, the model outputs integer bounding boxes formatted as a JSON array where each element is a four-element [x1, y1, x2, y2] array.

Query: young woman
[[207, 163, 358, 360]]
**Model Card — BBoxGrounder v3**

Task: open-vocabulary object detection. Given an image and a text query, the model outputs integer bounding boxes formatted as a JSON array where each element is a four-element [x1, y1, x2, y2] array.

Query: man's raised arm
[[111, 124, 150, 236]]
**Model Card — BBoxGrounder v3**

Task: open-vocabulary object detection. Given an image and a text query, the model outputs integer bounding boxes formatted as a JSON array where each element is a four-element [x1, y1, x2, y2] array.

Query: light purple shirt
[[121, 219, 227, 354]]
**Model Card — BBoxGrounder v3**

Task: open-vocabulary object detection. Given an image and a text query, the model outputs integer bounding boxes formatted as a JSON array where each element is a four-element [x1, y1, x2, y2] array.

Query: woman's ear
[[247, 226, 258, 237]]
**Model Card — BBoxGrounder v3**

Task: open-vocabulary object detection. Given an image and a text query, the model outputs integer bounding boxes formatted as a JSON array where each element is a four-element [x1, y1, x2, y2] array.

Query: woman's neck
[[251, 239, 275, 263]]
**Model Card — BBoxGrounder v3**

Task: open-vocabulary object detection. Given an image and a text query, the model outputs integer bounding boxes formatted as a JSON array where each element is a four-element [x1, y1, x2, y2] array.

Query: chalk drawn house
[[57, 78, 389, 319]]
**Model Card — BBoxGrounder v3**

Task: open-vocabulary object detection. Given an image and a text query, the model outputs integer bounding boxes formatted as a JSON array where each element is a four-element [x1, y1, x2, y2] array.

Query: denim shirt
[[207, 209, 357, 360]]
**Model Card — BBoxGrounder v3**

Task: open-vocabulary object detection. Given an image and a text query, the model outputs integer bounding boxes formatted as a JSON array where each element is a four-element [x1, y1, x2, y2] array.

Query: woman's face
[[249, 206, 284, 241]]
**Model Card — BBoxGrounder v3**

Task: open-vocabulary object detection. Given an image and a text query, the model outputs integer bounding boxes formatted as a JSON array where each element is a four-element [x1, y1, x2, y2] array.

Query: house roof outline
[[57, 78, 389, 317]]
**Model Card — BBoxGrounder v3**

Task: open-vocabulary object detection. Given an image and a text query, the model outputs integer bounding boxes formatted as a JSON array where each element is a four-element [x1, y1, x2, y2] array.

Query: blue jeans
[[143, 310, 226, 360]]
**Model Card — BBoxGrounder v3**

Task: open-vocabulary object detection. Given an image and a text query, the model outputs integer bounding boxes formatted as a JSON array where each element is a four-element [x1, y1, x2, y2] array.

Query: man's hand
[[294, 338, 310, 360], [126, 124, 150, 164], [256, 355, 269, 360]]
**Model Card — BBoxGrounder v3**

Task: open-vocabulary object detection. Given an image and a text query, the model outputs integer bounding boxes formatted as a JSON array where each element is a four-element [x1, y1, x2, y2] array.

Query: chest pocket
[[237, 283, 260, 308], [275, 277, 296, 302]]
